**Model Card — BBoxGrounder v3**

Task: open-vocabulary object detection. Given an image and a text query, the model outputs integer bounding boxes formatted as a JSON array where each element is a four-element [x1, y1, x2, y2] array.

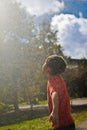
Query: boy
[[42, 55, 75, 130]]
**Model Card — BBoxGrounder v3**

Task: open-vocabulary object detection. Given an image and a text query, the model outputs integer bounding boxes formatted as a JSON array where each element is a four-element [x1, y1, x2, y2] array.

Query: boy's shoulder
[[49, 75, 63, 82]]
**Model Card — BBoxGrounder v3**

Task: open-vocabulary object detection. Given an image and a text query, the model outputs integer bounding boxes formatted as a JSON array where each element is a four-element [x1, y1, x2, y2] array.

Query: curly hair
[[43, 55, 67, 75]]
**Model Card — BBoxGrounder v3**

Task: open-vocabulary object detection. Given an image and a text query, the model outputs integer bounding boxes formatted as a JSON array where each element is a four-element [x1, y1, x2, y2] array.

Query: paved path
[[19, 99, 87, 109], [71, 98, 87, 106], [19, 104, 48, 109], [76, 120, 87, 130]]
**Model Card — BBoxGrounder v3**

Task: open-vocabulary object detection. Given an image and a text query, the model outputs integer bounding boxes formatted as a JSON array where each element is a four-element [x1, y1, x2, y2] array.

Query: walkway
[[76, 120, 87, 130], [19, 98, 87, 109], [71, 98, 87, 106]]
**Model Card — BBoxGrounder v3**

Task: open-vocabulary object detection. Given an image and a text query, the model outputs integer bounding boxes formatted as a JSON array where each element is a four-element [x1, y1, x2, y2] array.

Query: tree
[[63, 58, 87, 98], [28, 21, 64, 101], [36, 21, 63, 56], [0, 0, 65, 112], [0, 0, 35, 111]]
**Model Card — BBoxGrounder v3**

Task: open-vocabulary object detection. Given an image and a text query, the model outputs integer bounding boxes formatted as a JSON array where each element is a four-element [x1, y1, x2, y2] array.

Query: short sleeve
[[48, 78, 59, 95]]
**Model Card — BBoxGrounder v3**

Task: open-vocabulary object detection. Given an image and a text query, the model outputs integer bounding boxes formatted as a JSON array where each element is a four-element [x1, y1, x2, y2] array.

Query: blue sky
[[63, 0, 87, 18], [19, 0, 87, 59]]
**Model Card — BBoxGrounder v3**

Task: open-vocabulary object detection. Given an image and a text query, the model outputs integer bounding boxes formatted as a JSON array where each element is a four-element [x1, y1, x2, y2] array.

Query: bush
[[0, 102, 14, 114]]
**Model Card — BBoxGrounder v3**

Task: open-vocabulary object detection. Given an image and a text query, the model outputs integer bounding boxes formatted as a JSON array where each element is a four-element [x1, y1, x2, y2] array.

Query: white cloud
[[18, 0, 64, 16], [51, 14, 87, 59]]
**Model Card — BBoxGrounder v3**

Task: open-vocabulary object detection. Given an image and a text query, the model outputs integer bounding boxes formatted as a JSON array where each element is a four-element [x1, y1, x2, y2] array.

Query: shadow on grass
[[0, 107, 48, 126], [0, 105, 87, 127], [71, 105, 87, 113]]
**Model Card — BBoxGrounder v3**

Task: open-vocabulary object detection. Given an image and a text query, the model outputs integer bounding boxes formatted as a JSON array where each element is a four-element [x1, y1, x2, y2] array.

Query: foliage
[[0, 0, 36, 111], [0, 0, 64, 111], [0, 102, 13, 114], [63, 58, 87, 97], [0, 0, 87, 113]]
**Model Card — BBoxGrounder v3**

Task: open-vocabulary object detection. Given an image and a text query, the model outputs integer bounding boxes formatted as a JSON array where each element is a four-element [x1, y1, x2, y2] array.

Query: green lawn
[[0, 107, 87, 130], [39, 100, 47, 104], [0, 116, 51, 130]]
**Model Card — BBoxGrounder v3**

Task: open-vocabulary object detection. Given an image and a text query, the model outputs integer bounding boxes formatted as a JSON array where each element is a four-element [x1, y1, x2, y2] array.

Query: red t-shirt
[[47, 75, 74, 129]]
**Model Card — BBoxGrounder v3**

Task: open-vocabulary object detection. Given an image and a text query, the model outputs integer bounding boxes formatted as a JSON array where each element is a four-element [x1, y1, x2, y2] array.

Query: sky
[[19, 0, 87, 59]]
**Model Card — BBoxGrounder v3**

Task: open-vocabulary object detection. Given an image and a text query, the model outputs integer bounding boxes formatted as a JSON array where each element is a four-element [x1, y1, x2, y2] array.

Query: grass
[[39, 100, 47, 105], [0, 106, 87, 130], [72, 107, 87, 125], [19, 100, 47, 106], [0, 116, 51, 130]]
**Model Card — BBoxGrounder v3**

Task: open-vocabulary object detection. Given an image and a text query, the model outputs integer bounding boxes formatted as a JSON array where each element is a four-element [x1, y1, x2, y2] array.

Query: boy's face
[[42, 63, 51, 78]]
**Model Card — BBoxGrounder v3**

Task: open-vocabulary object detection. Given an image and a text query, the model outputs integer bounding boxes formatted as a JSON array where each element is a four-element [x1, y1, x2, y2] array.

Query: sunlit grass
[[72, 109, 87, 125], [0, 108, 87, 130], [19, 100, 47, 106], [39, 100, 47, 105], [0, 116, 51, 130]]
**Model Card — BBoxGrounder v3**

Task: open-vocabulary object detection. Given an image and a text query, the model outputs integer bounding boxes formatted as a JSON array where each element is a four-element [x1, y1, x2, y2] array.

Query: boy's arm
[[49, 92, 59, 125], [52, 92, 58, 114]]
